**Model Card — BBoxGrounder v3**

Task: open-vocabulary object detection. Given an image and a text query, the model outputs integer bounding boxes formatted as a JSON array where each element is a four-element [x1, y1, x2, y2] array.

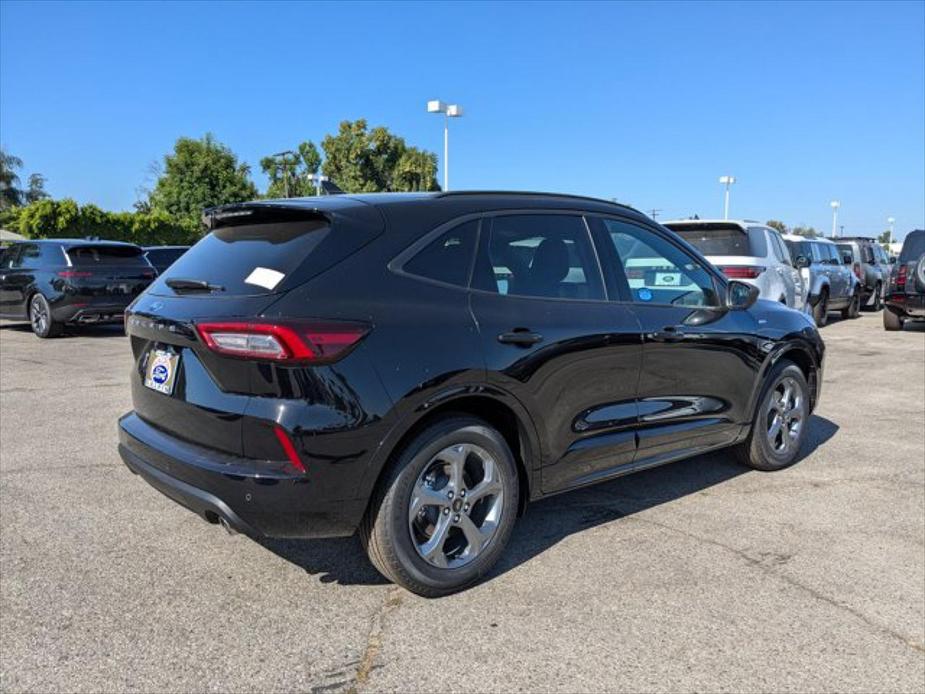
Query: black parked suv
[[883, 229, 925, 330], [118, 192, 825, 596], [0, 239, 155, 337]]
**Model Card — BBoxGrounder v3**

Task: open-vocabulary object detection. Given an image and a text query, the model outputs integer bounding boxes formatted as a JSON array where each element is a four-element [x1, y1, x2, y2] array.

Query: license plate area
[[144, 348, 180, 395]]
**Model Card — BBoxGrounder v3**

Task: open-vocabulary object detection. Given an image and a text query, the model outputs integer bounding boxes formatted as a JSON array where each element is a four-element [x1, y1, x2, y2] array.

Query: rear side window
[[155, 220, 330, 296], [475, 214, 604, 300], [403, 220, 478, 287], [899, 232, 925, 263], [68, 245, 146, 267]]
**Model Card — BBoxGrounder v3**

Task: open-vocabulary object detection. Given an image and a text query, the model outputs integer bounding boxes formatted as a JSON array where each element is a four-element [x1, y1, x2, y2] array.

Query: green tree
[[320, 119, 439, 193], [25, 173, 49, 203], [766, 220, 789, 234], [877, 230, 891, 246], [149, 134, 258, 222], [0, 149, 24, 209], [260, 141, 322, 198], [791, 225, 818, 239]]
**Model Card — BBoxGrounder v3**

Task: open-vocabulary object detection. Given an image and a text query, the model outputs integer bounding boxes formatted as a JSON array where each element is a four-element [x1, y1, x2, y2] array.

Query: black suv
[[118, 192, 824, 596], [0, 239, 155, 337], [883, 229, 925, 330]]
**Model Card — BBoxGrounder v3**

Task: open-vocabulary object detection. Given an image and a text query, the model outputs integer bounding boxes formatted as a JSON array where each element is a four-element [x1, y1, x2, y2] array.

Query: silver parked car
[[663, 219, 807, 310], [783, 235, 860, 326], [835, 237, 891, 310]]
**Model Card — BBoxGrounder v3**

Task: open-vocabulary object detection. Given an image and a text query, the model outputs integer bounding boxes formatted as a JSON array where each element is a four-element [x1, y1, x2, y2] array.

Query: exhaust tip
[[219, 517, 237, 536]]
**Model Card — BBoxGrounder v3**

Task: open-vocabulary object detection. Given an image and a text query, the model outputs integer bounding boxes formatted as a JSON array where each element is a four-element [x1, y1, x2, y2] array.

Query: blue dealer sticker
[[637, 288, 653, 302]]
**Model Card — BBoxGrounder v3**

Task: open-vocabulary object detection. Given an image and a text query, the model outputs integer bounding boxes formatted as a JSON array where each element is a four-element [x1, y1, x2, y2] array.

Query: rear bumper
[[118, 412, 367, 539], [53, 301, 132, 323], [886, 294, 925, 318]]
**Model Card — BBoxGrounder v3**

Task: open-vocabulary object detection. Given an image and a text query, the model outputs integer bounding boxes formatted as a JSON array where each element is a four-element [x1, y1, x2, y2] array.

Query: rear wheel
[[812, 289, 829, 327], [29, 293, 62, 338], [735, 361, 809, 471], [871, 282, 883, 311], [883, 305, 904, 331], [842, 291, 860, 319], [360, 416, 519, 597]]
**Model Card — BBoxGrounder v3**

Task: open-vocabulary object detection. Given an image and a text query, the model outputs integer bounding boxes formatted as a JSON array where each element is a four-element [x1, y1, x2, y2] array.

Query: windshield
[[67, 245, 147, 266], [667, 224, 756, 256], [153, 219, 331, 296]]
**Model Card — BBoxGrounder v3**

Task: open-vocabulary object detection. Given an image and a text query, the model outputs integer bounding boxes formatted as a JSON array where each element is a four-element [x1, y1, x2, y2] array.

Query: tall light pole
[[719, 176, 736, 219], [427, 100, 463, 191], [830, 200, 840, 238], [887, 216, 895, 246]]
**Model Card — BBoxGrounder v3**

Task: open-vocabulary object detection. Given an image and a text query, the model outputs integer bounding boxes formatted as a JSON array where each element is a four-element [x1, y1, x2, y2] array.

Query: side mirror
[[726, 280, 760, 310], [843, 254, 852, 265], [794, 255, 811, 269]]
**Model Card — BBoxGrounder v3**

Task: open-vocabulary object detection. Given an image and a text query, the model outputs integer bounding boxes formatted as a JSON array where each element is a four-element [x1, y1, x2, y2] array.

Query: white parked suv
[[663, 219, 807, 311]]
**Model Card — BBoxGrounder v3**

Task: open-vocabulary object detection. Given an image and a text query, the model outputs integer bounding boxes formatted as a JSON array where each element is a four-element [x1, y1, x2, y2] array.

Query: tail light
[[853, 263, 863, 281], [57, 270, 93, 278], [896, 264, 907, 291], [719, 265, 765, 279], [195, 320, 369, 363]]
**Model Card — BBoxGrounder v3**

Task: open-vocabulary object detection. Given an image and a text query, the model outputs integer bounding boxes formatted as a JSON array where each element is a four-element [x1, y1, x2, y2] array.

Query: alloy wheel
[[30, 296, 48, 335], [408, 443, 504, 569], [765, 376, 804, 456]]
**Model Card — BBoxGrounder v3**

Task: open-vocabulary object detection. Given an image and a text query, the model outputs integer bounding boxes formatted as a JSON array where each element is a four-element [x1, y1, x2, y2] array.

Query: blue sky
[[1, 0, 923, 238]]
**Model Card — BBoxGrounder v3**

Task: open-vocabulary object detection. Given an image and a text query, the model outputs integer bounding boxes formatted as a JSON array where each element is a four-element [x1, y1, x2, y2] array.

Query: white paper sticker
[[244, 267, 285, 290]]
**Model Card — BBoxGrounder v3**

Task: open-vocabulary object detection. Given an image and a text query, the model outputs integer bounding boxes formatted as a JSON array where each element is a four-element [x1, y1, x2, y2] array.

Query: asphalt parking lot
[[1, 311, 923, 693]]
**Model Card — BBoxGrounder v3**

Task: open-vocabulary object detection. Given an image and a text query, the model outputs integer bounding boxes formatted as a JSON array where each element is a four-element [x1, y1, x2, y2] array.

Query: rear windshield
[[145, 248, 187, 268], [786, 240, 813, 260], [899, 231, 925, 263], [836, 244, 855, 261], [67, 245, 147, 266], [154, 219, 331, 296], [668, 225, 756, 256]]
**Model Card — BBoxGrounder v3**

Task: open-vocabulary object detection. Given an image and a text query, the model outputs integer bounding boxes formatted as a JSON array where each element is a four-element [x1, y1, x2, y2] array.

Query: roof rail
[[433, 190, 640, 213]]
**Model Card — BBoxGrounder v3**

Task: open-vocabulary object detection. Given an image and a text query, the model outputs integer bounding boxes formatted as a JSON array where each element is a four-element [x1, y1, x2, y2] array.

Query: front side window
[[476, 214, 604, 300], [597, 218, 720, 307], [403, 219, 478, 287]]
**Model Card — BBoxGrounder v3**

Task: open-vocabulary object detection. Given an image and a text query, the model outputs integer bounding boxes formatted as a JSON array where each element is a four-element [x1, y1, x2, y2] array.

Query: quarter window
[[597, 218, 720, 307], [403, 219, 478, 287], [475, 214, 604, 300]]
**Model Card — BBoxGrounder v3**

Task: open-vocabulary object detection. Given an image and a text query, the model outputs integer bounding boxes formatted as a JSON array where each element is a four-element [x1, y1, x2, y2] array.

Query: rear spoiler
[[202, 203, 333, 231]]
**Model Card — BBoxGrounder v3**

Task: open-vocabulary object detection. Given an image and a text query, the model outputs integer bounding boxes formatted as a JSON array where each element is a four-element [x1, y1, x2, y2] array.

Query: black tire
[[871, 282, 883, 311], [812, 289, 829, 327], [360, 415, 519, 597], [883, 305, 904, 331], [28, 293, 63, 338], [734, 360, 810, 472], [841, 291, 860, 320]]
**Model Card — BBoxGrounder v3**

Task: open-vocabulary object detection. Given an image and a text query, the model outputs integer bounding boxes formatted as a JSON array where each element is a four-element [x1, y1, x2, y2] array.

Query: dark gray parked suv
[[883, 229, 925, 330], [836, 237, 890, 310]]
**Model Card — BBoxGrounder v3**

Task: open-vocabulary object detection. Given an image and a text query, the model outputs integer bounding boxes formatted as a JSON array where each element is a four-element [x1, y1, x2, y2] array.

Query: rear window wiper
[[165, 278, 225, 293]]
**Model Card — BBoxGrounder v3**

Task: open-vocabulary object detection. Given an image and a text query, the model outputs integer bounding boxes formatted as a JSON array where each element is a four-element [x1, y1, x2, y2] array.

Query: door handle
[[497, 330, 544, 347], [647, 325, 685, 342]]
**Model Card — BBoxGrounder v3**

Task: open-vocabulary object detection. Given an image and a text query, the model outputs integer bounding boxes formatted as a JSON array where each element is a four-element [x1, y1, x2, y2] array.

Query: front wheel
[[735, 361, 810, 471], [29, 293, 62, 338], [812, 290, 829, 327], [361, 416, 519, 597]]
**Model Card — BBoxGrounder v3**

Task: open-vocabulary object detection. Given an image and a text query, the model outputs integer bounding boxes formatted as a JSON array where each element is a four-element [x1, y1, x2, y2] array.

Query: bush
[[11, 198, 202, 245]]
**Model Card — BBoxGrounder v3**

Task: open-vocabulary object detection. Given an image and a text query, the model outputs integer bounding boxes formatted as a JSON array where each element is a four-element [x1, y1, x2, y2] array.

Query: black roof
[[204, 191, 645, 229]]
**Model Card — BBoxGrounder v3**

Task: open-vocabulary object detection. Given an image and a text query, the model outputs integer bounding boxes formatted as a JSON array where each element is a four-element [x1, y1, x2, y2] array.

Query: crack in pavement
[[629, 512, 925, 655], [346, 587, 403, 694]]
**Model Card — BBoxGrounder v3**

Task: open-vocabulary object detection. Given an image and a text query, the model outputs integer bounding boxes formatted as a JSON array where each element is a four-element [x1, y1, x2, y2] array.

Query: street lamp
[[887, 216, 895, 246], [718, 176, 736, 220], [427, 100, 463, 191], [830, 200, 840, 238]]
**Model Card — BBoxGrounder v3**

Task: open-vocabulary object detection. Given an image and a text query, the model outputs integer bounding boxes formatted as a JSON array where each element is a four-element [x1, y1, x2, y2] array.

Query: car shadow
[[261, 415, 839, 591], [0, 321, 126, 338]]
